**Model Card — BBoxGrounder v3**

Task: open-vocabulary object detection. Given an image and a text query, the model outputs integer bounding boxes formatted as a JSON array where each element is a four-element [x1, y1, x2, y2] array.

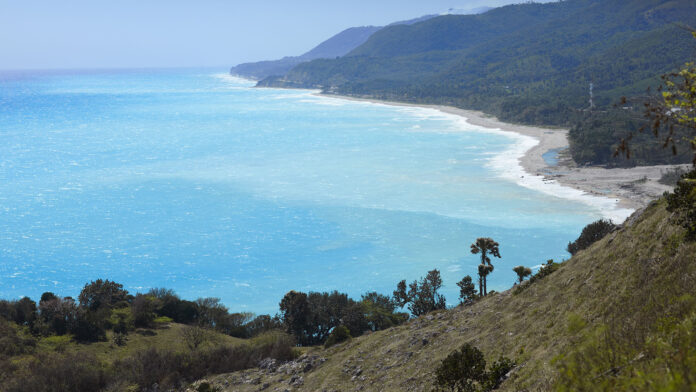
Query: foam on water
[[0, 69, 620, 313]]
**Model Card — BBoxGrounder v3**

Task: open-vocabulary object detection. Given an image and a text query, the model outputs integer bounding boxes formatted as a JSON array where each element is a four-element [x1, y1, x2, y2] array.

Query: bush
[[514, 260, 561, 295], [0, 319, 36, 356], [3, 352, 106, 392], [665, 169, 696, 239], [567, 219, 617, 255], [435, 343, 487, 392], [434, 343, 515, 392], [324, 325, 351, 348], [484, 357, 515, 391]]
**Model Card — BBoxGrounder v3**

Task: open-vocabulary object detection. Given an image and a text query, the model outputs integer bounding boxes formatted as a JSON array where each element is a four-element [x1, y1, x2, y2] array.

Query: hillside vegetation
[[196, 197, 696, 391], [259, 0, 696, 166]]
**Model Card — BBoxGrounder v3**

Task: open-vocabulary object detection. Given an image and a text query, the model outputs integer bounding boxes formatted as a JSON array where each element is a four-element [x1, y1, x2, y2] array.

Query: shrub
[[514, 260, 561, 294], [484, 357, 515, 391], [435, 343, 487, 392], [665, 169, 696, 239], [3, 352, 106, 392], [434, 343, 515, 392], [567, 219, 617, 255], [325, 325, 351, 348], [0, 318, 36, 356]]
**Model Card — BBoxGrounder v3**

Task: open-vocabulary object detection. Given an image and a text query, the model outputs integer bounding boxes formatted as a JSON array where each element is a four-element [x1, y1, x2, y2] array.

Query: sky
[[0, 0, 549, 70]]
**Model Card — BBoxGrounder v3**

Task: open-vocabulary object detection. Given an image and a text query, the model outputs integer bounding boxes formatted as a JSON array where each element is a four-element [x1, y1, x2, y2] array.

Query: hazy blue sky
[[1, 0, 547, 70]]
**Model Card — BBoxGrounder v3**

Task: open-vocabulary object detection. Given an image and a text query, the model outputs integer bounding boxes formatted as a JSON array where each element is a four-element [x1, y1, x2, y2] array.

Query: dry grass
[[201, 199, 696, 391]]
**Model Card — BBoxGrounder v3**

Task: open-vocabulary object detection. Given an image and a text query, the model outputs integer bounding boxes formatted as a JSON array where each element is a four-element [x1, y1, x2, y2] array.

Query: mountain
[[258, 0, 696, 166], [194, 194, 696, 391], [229, 26, 381, 80], [228, 9, 478, 81]]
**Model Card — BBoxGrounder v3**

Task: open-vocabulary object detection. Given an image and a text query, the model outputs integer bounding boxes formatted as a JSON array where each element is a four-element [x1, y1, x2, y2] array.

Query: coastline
[[316, 93, 686, 222]]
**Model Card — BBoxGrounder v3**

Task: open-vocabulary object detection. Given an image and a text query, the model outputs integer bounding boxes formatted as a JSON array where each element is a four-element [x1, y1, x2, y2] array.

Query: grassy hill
[[194, 197, 696, 391]]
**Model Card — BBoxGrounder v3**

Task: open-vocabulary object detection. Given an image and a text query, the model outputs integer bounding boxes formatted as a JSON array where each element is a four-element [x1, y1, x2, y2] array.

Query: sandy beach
[[320, 93, 689, 219]]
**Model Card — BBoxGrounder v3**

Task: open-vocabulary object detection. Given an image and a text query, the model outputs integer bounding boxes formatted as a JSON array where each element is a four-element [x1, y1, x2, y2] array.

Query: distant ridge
[[229, 26, 380, 80], [229, 7, 493, 81]]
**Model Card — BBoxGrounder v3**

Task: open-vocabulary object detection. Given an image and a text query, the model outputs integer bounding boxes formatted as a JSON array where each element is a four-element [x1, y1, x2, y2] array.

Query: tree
[[456, 275, 477, 304], [666, 168, 696, 239], [245, 314, 282, 337], [361, 292, 407, 331], [180, 325, 208, 350], [618, 32, 696, 164], [512, 266, 532, 284], [131, 293, 157, 328], [324, 325, 351, 348], [38, 296, 77, 335], [470, 238, 501, 296], [567, 219, 617, 255], [194, 297, 228, 329], [392, 269, 447, 316], [78, 279, 128, 311], [279, 291, 309, 345]]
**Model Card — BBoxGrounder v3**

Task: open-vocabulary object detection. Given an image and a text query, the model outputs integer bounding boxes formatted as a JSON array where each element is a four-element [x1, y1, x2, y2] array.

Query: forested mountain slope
[[259, 0, 696, 165]]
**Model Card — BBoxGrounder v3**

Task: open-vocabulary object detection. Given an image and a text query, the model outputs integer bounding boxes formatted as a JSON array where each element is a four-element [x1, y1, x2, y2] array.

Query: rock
[[292, 376, 304, 386]]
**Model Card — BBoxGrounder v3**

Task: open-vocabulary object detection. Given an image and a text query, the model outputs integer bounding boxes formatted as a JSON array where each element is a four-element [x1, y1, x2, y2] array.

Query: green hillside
[[259, 0, 696, 166], [197, 195, 696, 391]]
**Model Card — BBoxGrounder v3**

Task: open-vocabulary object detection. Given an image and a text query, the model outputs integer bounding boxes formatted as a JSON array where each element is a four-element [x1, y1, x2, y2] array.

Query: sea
[[0, 68, 633, 314]]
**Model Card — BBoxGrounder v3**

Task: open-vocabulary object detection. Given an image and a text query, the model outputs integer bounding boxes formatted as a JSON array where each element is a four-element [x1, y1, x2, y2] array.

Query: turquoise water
[[0, 69, 608, 313]]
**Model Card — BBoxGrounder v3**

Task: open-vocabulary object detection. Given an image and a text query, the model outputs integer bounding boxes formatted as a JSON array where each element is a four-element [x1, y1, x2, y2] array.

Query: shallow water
[[0, 69, 619, 313]]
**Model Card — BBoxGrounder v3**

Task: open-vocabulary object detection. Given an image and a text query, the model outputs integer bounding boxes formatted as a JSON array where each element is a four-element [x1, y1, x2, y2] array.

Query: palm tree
[[513, 265, 532, 284], [471, 238, 501, 296], [477, 264, 486, 298]]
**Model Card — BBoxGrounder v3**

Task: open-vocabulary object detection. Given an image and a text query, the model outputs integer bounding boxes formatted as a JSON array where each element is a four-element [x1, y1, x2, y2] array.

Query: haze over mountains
[[229, 6, 493, 81]]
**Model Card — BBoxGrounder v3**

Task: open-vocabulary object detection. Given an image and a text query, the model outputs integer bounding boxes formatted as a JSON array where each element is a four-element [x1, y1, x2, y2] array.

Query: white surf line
[[241, 88, 636, 223], [447, 114, 636, 223], [311, 93, 635, 222]]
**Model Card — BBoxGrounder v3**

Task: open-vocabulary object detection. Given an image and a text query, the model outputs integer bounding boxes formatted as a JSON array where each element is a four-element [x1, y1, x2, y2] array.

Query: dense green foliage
[[393, 269, 447, 316], [456, 275, 477, 304], [279, 289, 407, 346], [568, 109, 695, 166], [434, 343, 515, 392], [258, 0, 696, 166], [567, 219, 618, 255], [324, 325, 351, 348], [665, 169, 696, 239]]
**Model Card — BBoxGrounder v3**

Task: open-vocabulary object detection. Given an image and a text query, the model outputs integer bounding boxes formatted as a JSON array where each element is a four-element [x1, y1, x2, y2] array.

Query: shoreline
[[316, 93, 687, 222]]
